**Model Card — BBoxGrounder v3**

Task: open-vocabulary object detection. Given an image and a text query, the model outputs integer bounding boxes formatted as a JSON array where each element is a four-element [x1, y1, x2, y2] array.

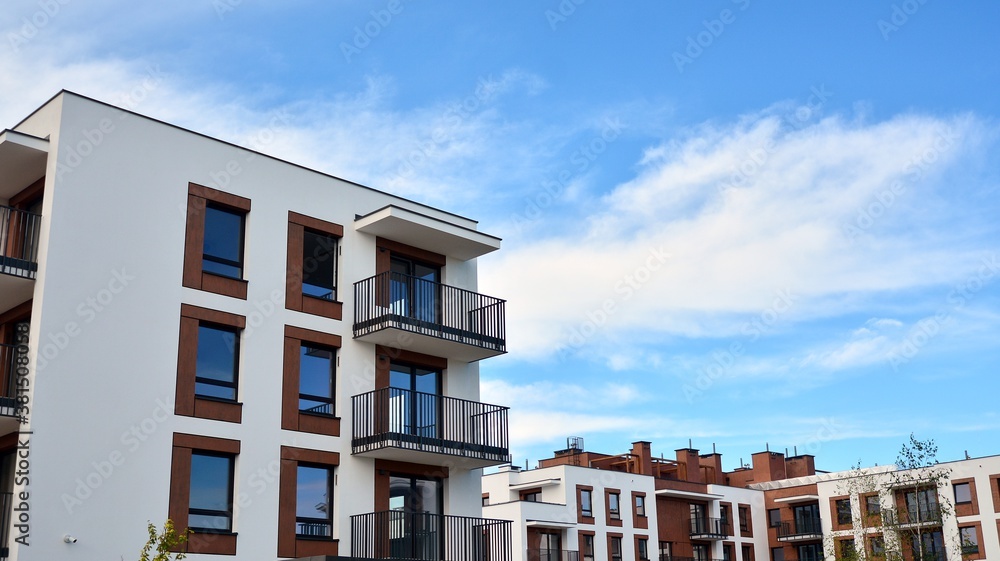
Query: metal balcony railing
[[354, 271, 506, 355], [689, 517, 729, 539], [528, 549, 580, 561], [777, 517, 822, 540], [0, 345, 25, 419], [351, 511, 512, 561], [890, 505, 944, 526], [0, 206, 41, 280], [352, 388, 509, 464]]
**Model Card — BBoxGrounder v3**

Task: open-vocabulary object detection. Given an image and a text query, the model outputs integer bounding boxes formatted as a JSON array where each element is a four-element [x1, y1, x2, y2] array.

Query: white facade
[[0, 91, 510, 560]]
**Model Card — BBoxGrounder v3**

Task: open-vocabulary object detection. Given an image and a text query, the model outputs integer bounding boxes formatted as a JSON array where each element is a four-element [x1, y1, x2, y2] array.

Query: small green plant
[[138, 520, 190, 561]]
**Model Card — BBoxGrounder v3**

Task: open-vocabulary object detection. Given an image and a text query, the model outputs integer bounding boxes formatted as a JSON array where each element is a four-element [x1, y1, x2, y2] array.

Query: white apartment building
[[0, 90, 512, 560]]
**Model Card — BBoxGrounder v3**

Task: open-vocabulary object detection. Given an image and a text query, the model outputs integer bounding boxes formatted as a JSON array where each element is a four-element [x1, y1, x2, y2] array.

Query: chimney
[[785, 454, 816, 478], [676, 447, 703, 483], [751, 450, 786, 482], [631, 441, 654, 476]]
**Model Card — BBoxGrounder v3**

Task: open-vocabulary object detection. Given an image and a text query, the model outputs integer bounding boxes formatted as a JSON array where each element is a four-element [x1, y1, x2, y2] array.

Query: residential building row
[[0, 90, 512, 560], [484, 439, 1000, 561]]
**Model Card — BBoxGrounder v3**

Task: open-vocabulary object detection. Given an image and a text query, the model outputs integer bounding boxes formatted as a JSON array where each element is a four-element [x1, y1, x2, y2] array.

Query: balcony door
[[389, 475, 444, 561], [689, 503, 705, 533], [538, 532, 561, 561], [793, 503, 819, 533], [389, 362, 441, 441], [390, 256, 440, 325]]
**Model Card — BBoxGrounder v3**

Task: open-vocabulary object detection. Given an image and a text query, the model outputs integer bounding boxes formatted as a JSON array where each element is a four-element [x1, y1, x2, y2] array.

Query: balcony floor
[[354, 320, 505, 362], [353, 437, 510, 470]]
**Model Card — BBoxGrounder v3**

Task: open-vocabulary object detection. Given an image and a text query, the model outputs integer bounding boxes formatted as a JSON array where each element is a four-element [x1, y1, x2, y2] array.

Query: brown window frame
[[608, 533, 623, 561], [632, 491, 648, 529], [606, 488, 623, 526], [742, 544, 755, 561], [277, 446, 341, 558], [579, 531, 595, 561], [577, 485, 595, 523], [829, 495, 852, 530], [182, 183, 251, 300], [286, 211, 344, 320], [739, 503, 753, 537], [634, 536, 649, 561], [951, 477, 979, 517], [282, 325, 342, 436], [176, 304, 245, 423], [168, 433, 240, 555]]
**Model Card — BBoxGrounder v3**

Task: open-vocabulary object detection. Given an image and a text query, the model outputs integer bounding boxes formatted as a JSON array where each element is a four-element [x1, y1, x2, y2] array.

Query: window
[[865, 494, 881, 515], [581, 534, 595, 561], [203, 205, 245, 279], [909, 530, 944, 560], [768, 508, 781, 528], [299, 344, 335, 415], [960, 526, 979, 554], [720, 504, 729, 524], [176, 305, 245, 423], [635, 494, 646, 516], [869, 536, 884, 557], [277, 446, 340, 557], [835, 499, 852, 525], [637, 538, 648, 561], [282, 326, 342, 435], [771, 547, 784, 561], [609, 492, 621, 520], [722, 544, 733, 561], [189, 452, 235, 532], [183, 183, 250, 299], [195, 324, 239, 401], [579, 488, 593, 518], [482, 495, 489, 507], [169, 433, 240, 555], [954, 482, 972, 504], [792, 503, 820, 534], [286, 211, 344, 320], [659, 542, 671, 561], [296, 465, 333, 537], [693, 544, 709, 561], [903, 488, 939, 522], [739, 505, 750, 534], [521, 491, 541, 502], [797, 544, 821, 561], [839, 539, 855, 559], [742, 545, 753, 561], [610, 536, 622, 561]]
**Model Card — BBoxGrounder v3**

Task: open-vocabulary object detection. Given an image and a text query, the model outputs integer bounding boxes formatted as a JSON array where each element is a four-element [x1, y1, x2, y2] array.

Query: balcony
[[689, 517, 729, 540], [354, 271, 506, 362], [351, 511, 512, 561], [889, 505, 943, 528], [528, 549, 579, 561], [776, 518, 822, 542], [352, 388, 510, 469], [0, 345, 24, 436]]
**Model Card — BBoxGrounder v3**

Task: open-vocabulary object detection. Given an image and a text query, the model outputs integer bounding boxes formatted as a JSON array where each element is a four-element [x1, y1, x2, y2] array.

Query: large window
[[904, 488, 939, 521], [176, 305, 246, 423], [302, 230, 338, 300], [299, 344, 335, 415], [296, 465, 333, 537], [183, 183, 251, 299], [189, 452, 235, 532], [792, 503, 820, 533], [286, 211, 344, 320], [954, 482, 972, 504], [797, 544, 821, 561], [839, 539, 855, 560], [579, 488, 593, 518], [202, 205, 245, 279], [960, 526, 979, 554], [835, 499, 852, 525], [390, 361, 441, 439], [869, 536, 885, 557], [910, 531, 945, 561], [864, 494, 881, 515], [195, 324, 239, 401]]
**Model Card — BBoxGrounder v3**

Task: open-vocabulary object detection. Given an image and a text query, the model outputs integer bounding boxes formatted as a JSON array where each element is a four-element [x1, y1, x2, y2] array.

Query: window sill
[[295, 535, 338, 542], [192, 397, 243, 424], [198, 271, 249, 300], [300, 410, 339, 420]]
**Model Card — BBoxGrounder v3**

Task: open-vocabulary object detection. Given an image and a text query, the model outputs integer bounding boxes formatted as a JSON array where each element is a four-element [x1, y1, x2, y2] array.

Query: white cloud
[[482, 111, 994, 360]]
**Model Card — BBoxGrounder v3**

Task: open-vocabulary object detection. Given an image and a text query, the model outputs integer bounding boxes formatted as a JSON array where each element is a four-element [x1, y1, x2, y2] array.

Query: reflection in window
[[195, 324, 239, 401], [299, 345, 335, 415], [202, 205, 245, 279], [302, 230, 338, 300], [296, 465, 333, 538], [189, 452, 234, 531]]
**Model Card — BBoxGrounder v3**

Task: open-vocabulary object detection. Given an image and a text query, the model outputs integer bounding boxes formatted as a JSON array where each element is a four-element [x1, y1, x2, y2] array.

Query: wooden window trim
[[956, 521, 984, 560], [176, 304, 245, 423], [578, 530, 596, 561], [373, 459, 448, 513], [375, 237, 446, 275], [282, 325, 342, 436], [739, 503, 753, 537], [951, 477, 979, 517], [286, 211, 344, 320], [741, 544, 755, 561], [990, 474, 1000, 514], [632, 491, 648, 529], [169, 433, 240, 555], [374, 345, 447, 389], [605, 488, 623, 527], [182, 182, 250, 300], [829, 495, 852, 531], [277, 446, 341, 558], [634, 535, 649, 561], [577, 485, 595, 524], [719, 501, 733, 537], [607, 533, 624, 561]]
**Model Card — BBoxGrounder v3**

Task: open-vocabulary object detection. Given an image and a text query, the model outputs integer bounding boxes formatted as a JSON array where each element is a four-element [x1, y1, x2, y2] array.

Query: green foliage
[[138, 520, 190, 561]]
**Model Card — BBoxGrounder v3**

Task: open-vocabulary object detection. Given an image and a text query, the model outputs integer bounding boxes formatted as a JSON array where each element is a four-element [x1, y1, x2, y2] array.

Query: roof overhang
[[655, 489, 725, 501], [355, 205, 501, 261], [509, 478, 562, 491], [526, 520, 577, 529], [0, 130, 49, 200], [774, 494, 820, 504]]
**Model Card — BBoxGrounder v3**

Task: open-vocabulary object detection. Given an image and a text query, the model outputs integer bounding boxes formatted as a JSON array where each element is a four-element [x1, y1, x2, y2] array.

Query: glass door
[[389, 362, 441, 440], [390, 256, 440, 325], [389, 475, 444, 561]]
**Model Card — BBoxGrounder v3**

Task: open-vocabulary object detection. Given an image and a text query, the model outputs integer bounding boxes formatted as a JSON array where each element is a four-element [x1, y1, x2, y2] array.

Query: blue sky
[[4, 1, 999, 473]]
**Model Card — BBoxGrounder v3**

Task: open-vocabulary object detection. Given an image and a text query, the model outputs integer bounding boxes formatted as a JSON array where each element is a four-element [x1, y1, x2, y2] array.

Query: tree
[[824, 435, 955, 561], [137, 520, 190, 561]]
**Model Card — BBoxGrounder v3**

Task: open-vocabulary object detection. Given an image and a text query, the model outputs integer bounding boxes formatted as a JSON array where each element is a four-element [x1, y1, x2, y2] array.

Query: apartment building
[[0, 90, 511, 560], [483, 441, 769, 561], [487, 441, 1000, 561]]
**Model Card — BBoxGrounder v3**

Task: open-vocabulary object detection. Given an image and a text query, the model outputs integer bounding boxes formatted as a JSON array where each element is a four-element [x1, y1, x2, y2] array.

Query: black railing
[[0, 345, 24, 419], [891, 505, 943, 526], [352, 388, 509, 464], [659, 557, 724, 561], [0, 206, 41, 280], [689, 517, 729, 538], [528, 549, 580, 561], [777, 517, 822, 539], [351, 511, 512, 561], [0, 492, 10, 559], [354, 271, 506, 355]]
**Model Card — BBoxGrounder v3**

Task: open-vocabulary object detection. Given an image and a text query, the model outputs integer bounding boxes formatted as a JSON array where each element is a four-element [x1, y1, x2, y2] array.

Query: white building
[[0, 90, 511, 560]]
